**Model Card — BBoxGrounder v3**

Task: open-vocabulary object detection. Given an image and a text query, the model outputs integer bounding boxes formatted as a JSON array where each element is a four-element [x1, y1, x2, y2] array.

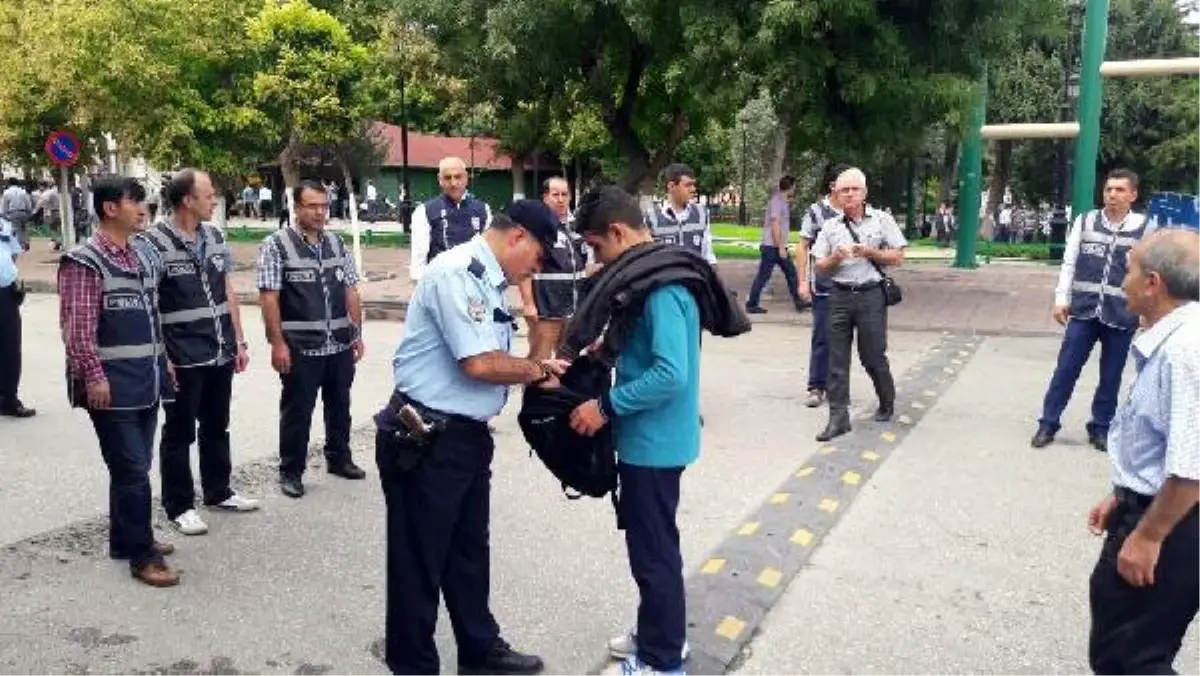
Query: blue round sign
[[45, 130, 81, 167]]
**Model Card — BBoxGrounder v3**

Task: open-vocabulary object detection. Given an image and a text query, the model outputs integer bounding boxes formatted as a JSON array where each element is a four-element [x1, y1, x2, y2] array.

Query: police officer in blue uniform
[[0, 214, 35, 418], [1033, 169, 1158, 452], [409, 156, 493, 285], [375, 199, 563, 675], [646, 163, 717, 266], [518, 176, 589, 359]]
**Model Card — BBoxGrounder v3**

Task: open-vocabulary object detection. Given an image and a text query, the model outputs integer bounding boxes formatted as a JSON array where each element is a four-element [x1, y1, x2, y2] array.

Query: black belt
[[832, 280, 882, 292], [388, 390, 488, 430], [1113, 485, 1154, 510]]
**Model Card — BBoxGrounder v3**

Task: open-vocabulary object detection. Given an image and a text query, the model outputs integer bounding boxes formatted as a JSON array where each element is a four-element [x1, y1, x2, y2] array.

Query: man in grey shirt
[[0, 178, 33, 250], [812, 167, 907, 441]]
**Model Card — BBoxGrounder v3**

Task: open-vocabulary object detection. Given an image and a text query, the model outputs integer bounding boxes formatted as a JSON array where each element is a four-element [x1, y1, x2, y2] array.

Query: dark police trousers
[[1039, 317, 1134, 437], [279, 349, 355, 479], [1089, 489, 1198, 674], [807, 293, 830, 391], [377, 417, 501, 674], [620, 462, 687, 672], [160, 362, 235, 519], [0, 285, 22, 407], [827, 285, 895, 412], [89, 404, 162, 568]]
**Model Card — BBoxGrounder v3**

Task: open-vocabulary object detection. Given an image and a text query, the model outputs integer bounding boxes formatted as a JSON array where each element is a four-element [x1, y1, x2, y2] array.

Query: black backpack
[[517, 356, 617, 500]]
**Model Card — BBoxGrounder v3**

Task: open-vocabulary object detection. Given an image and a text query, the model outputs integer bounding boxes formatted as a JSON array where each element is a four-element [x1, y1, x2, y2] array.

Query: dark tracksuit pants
[[1089, 489, 1198, 675], [1038, 317, 1134, 437], [376, 418, 501, 675], [620, 462, 687, 672], [279, 349, 355, 479], [89, 404, 162, 568], [0, 285, 22, 407], [827, 285, 895, 413], [160, 362, 235, 519], [746, 245, 801, 308], [807, 293, 830, 392]]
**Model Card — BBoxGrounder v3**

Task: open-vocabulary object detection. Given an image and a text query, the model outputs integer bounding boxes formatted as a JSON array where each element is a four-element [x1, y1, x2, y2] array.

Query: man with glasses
[[257, 180, 367, 499]]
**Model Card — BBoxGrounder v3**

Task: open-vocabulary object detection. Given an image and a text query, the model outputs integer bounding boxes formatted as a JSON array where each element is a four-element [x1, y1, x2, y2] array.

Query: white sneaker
[[607, 633, 690, 661], [212, 493, 260, 512], [618, 655, 685, 675], [171, 509, 209, 535]]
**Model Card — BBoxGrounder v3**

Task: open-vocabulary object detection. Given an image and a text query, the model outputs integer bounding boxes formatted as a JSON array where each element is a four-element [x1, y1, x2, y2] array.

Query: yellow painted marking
[[862, 451, 881, 461], [769, 492, 790, 505], [898, 414, 913, 425], [701, 558, 726, 574], [795, 466, 815, 478], [911, 400, 926, 409], [818, 445, 837, 455], [923, 389, 937, 397], [841, 471, 862, 486], [790, 528, 815, 546], [818, 498, 839, 513], [738, 521, 760, 536], [715, 616, 746, 641], [757, 567, 783, 588], [880, 431, 897, 443]]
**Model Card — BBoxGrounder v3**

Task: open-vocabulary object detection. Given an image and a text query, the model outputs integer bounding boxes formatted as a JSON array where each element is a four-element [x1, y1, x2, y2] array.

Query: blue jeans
[[807, 294, 830, 391], [747, 246, 800, 308], [1038, 317, 1134, 436], [89, 405, 161, 568]]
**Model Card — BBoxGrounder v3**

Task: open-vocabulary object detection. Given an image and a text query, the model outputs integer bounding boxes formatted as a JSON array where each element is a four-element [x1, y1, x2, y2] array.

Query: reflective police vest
[[271, 228, 353, 352], [646, 203, 706, 256], [424, 194, 488, 263], [804, 200, 842, 296], [137, 223, 235, 367], [62, 242, 170, 410], [1069, 209, 1156, 331], [532, 217, 589, 317]]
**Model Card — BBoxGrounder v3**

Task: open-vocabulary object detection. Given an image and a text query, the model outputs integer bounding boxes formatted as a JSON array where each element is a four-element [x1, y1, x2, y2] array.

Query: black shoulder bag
[[844, 220, 903, 306]]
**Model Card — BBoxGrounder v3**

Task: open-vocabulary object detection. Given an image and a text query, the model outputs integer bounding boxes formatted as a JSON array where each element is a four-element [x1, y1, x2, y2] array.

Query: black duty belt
[[832, 280, 882, 292], [1113, 485, 1154, 510], [388, 390, 488, 430]]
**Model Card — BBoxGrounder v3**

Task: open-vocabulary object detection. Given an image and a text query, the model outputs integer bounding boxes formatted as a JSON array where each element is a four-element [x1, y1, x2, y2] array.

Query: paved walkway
[[18, 236, 1061, 336]]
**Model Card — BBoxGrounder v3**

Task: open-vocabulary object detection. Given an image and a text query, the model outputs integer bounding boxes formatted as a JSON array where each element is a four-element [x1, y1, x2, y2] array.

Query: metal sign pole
[[58, 165, 75, 248]]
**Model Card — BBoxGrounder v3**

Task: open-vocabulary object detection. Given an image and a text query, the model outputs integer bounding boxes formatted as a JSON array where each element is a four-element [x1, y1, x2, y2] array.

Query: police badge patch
[[467, 297, 486, 322], [335, 267, 346, 282], [210, 254, 225, 273], [471, 216, 481, 231]]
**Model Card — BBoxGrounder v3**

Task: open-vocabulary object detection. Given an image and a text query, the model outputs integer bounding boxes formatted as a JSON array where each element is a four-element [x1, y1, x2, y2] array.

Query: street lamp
[[1050, 0, 1085, 261], [398, 72, 412, 234], [738, 112, 749, 225]]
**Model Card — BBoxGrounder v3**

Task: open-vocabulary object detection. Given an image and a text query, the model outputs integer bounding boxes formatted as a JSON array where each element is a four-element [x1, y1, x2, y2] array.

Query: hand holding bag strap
[[843, 217, 903, 306]]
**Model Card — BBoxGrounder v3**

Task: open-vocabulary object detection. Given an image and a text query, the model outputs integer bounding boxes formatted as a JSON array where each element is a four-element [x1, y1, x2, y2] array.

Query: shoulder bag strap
[[843, 217, 890, 280]]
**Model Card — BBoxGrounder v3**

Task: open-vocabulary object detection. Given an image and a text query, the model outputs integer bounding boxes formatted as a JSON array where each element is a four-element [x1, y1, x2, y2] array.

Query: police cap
[[502, 199, 559, 254]]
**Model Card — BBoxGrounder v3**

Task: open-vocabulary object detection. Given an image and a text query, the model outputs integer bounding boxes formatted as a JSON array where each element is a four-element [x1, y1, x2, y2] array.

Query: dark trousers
[[377, 420, 501, 675], [619, 462, 686, 672], [827, 286, 895, 413], [1039, 317, 1134, 436], [746, 246, 800, 307], [89, 405, 161, 568], [807, 293, 830, 391], [0, 285, 22, 405], [160, 362, 235, 519], [279, 349, 355, 479], [1089, 494, 1198, 675]]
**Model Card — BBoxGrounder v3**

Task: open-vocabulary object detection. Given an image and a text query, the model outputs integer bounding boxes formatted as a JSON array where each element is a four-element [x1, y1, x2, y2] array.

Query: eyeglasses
[[299, 202, 328, 210]]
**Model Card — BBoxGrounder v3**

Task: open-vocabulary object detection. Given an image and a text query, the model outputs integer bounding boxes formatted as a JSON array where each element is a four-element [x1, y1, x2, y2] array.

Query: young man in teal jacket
[[570, 186, 700, 675]]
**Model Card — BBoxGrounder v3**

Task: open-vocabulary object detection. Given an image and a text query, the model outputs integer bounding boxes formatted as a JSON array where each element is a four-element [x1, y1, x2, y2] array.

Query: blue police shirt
[[0, 218, 19, 288], [391, 235, 513, 421]]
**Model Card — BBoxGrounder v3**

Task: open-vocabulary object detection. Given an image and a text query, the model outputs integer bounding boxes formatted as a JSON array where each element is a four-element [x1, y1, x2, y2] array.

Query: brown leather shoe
[[131, 562, 181, 588], [152, 541, 176, 556]]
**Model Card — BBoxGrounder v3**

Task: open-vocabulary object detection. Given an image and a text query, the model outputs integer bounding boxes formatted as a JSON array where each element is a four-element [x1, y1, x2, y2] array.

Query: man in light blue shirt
[[0, 216, 35, 418], [1086, 229, 1198, 675], [377, 200, 563, 676]]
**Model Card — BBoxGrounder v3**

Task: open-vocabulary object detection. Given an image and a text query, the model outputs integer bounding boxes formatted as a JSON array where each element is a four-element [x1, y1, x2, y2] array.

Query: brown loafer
[[132, 562, 180, 588], [153, 541, 176, 556]]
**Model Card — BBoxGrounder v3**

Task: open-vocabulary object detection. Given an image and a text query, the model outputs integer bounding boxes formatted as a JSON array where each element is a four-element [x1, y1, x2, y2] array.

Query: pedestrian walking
[[257, 180, 367, 499], [1085, 229, 1199, 675], [0, 178, 33, 250], [134, 170, 259, 536], [745, 175, 805, 314], [375, 199, 561, 675], [795, 163, 849, 408]]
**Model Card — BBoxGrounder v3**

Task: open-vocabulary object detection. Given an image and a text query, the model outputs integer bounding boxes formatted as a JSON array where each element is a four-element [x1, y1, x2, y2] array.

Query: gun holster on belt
[[374, 390, 450, 472]]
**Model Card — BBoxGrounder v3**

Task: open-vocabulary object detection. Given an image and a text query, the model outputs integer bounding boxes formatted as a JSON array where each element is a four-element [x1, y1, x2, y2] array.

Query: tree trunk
[[510, 153, 526, 200], [769, 113, 789, 187], [939, 139, 959, 205], [338, 156, 363, 274]]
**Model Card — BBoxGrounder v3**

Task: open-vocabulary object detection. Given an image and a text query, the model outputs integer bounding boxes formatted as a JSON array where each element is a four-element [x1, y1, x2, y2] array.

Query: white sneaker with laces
[[171, 509, 209, 535], [618, 655, 685, 675], [607, 633, 689, 661], [212, 493, 260, 512]]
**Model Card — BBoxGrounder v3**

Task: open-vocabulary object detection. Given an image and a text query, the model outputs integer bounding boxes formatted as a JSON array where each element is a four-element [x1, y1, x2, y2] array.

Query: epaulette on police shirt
[[467, 257, 485, 279]]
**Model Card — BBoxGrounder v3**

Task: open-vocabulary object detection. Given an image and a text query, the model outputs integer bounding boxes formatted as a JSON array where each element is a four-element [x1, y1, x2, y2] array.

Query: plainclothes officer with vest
[[518, 176, 589, 359], [134, 170, 260, 537], [812, 168, 906, 442], [257, 180, 367, 499], [376, 200, 562, 675], [646, 163, 717, 266], [409, 156, 493, 284], [1085, 230, 1199, 675], [1032, 169, 1157, 452], [795, 163, 849, 409], [58, 177, 181, 587], [0, 215, 35, 419]]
